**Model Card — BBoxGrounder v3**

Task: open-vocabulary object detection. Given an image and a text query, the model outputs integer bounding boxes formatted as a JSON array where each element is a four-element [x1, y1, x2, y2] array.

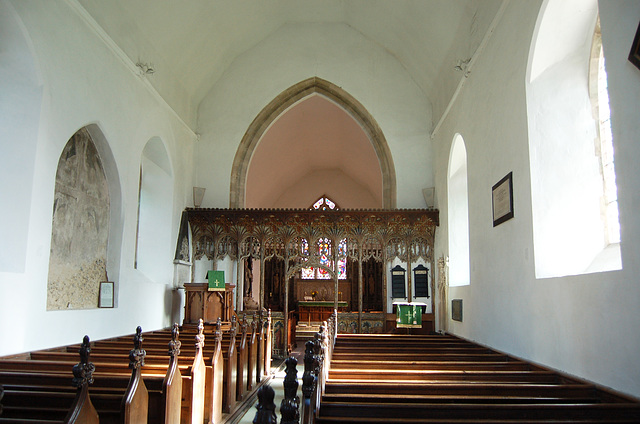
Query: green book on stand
[[207, 270, 225, 291]]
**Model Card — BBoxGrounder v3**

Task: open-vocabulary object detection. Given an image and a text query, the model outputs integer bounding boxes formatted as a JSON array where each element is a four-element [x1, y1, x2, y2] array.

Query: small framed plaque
[[492, 172, 514, 227], [99, 281, 114, 308]]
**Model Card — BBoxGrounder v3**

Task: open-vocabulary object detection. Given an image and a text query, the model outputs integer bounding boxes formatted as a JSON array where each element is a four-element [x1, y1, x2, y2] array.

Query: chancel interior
[[1, 0, 640, 422]]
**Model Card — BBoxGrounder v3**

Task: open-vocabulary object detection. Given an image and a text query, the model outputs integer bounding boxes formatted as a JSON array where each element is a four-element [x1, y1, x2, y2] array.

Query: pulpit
[[183, 283, 235, 324]]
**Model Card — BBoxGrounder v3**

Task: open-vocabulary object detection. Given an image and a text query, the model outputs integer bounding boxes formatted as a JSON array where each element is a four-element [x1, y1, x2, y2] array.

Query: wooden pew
[[219, 316, 238, 414], [0, 326, 183, 424], [311, 333, 640, 424], [245, 313, 258, 392], [85, 321, 213, 424], [0, 335, 100, 424], [235, 314, 249, 402]]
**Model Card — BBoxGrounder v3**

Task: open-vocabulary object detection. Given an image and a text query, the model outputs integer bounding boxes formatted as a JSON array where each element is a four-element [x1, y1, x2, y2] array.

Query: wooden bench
[[310, 333, 640, 424], [0, 310, 272, 424], [0, 334, 140, 424], [86, 320, 219, 424], [0, 325, 188, 424]]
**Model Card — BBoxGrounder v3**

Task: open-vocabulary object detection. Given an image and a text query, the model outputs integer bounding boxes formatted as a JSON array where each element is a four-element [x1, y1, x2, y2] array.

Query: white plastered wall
[[196, 22, 433, 210], [433, 0, 640, 398], [0, 0, 195, 356]]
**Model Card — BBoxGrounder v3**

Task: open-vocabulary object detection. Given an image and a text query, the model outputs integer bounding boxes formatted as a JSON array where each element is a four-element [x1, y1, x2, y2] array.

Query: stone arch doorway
[[229, 77, 396, 209]]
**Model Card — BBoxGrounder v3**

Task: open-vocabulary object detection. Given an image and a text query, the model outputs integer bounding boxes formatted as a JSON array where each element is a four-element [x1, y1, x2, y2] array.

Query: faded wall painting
[[47, 128, 110, 310]]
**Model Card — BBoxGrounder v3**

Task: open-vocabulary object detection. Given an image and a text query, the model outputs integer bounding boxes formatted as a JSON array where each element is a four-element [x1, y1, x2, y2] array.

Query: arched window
[[312, 195, 338, 210], [590, 18, 620, 246], [447, 134, 470, 287], [135, 138, 174, 283], [527, 1, 621, 278], [301, 195, 347, 279]]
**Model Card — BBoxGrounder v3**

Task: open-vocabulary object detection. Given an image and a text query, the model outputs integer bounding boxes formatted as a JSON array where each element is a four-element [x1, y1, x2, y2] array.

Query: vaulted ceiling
[[77, 0, 505, 128]]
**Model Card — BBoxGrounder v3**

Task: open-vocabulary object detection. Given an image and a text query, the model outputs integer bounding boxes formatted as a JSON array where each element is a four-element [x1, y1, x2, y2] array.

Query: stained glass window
[[311, 196, 338, 210], [301, 196, 347, 279]]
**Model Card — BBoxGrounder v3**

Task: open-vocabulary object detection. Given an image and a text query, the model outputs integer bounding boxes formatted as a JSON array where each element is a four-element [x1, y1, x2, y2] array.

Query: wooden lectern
[[183, 283, 235, 324]]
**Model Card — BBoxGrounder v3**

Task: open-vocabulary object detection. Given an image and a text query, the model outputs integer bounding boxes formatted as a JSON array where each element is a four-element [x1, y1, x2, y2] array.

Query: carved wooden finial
[[169, 323, 181, 358], [301, 340, 316, 399], [215, 317, 223, 343], [312, 333, 322, 377], [129, 326, 146, 370], [72, 335, 95, 388], [195, 318, 205, 350], [280, 356, 300, 424], [253, 385, 276, 424]]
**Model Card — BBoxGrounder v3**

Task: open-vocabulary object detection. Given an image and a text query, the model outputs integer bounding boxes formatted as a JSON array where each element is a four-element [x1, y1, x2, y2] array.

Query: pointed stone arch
[[230, 77, 396, 209]]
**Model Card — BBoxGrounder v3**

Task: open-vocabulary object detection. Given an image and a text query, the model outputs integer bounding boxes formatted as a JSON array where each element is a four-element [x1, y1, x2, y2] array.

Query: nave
[[4, 309, 639, 423]]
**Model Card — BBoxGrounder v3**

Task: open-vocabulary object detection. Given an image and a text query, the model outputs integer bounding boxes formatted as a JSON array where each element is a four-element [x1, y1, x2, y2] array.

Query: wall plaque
[[452, 299, 463, 322], [413, 264, 429, 298], [391, 265, 406, 298]]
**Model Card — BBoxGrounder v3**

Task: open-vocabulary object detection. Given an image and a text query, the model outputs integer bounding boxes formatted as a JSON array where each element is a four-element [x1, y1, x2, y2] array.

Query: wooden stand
[[184, 283, 235, 324]]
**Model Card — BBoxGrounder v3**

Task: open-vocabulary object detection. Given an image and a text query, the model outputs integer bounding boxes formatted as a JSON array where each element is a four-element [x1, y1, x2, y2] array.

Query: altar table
[[298, 301, 348, 323]]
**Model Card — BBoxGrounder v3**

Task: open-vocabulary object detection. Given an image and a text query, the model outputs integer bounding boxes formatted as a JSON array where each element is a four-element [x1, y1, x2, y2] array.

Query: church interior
[[1, 0, 640, 421]]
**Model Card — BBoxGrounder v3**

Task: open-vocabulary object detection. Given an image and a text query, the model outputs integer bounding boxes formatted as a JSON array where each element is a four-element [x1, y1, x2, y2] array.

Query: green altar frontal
[[394, 302, 426, 328]]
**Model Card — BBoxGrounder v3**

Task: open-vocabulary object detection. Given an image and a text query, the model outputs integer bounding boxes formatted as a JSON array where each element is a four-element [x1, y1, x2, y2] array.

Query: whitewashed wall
[[433, 0, 640, 398], [0, 0, 195, 356], [195, 22, 433, 209]]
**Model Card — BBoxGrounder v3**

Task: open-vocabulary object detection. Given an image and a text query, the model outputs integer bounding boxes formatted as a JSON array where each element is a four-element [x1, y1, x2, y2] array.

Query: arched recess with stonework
[[229, 77, 397, 209], [47, 124, 122, 310]]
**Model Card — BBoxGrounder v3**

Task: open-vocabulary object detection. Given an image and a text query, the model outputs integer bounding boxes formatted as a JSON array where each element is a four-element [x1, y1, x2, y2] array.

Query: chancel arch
[[230, 77, 396, 209]]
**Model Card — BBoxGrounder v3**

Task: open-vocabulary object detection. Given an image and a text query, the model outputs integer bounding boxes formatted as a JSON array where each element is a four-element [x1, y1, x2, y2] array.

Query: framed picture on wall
[[99, 281, 114, 308], [629, 21, 640, 70], [492, 172, 514, 227]]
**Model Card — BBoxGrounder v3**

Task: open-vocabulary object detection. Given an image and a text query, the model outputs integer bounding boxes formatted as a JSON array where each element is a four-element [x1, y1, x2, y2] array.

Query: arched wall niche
[[229, 77, 397, 209], [85, 123, 123, 285], [136, 136, 174, 283], [46, 123, 123, 310]]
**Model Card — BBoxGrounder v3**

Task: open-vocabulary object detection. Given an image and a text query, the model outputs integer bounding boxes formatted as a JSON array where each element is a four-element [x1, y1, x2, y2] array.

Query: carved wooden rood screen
[[187, 208, 438, 352]]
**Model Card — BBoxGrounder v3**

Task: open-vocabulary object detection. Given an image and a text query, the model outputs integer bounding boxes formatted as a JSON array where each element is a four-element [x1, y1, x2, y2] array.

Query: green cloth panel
[[207, 270, 225, 291]]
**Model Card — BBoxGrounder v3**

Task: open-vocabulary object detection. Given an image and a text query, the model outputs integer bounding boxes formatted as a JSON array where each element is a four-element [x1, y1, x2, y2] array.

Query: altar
[[394, 301, 427, 329], [298, 300, 348, 323]]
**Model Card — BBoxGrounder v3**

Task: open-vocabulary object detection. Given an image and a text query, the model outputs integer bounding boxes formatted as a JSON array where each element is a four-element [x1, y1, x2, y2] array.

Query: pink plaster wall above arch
[[230, 77, 396, 209]]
